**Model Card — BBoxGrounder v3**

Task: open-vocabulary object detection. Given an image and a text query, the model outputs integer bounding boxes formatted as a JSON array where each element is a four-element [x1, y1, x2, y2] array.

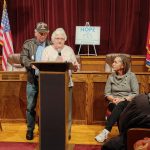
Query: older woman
[[41, 28, 79, 140], [41, 28, 79, 68], [95, 55, 139, 143]]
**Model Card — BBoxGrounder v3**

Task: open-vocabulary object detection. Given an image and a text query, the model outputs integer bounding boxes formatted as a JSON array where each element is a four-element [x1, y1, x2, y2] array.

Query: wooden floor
[[0, 122, 119, 149]]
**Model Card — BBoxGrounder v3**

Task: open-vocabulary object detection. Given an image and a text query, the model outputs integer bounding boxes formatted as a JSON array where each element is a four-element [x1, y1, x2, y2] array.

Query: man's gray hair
[[51, 28, 67, 41]]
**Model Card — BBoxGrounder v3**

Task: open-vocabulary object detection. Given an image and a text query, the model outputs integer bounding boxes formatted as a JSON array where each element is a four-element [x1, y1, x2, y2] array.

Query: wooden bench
[[127, 128, 150, 150]]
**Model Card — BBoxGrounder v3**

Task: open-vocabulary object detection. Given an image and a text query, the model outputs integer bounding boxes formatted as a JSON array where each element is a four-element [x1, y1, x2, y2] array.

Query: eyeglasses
[[55, 37, 65, 40]]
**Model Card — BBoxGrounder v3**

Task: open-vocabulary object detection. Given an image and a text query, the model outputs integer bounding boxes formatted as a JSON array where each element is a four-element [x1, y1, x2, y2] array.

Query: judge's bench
[[0, 55, 149, 125]]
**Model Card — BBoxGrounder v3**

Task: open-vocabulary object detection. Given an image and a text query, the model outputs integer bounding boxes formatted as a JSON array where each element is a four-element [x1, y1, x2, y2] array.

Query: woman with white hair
[[41, 28, 80, 140], [42, 28, 79, 67]]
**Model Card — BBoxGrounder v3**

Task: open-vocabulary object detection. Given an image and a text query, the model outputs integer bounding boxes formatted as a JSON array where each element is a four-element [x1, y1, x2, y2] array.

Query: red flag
[[0, 0, 14, 71], [146, 22, 150, 69]]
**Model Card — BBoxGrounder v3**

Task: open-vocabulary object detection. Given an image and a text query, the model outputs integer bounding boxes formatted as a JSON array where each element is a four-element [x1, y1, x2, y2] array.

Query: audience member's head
[[112, 55, 130, 74], [134, 137, 150, 150]]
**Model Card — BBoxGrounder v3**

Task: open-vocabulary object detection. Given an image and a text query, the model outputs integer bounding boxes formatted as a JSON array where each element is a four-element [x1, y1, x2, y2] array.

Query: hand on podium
[[73, 64, 78, 72], [72, 62, 80, 72]]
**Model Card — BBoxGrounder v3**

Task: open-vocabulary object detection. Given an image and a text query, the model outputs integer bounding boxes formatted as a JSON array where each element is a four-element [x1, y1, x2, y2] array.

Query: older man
[[20, 22, 51, 140]]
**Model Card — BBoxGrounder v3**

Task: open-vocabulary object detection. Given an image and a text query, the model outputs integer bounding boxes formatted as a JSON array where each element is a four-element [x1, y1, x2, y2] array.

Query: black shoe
[[26, 130, 33, 140]]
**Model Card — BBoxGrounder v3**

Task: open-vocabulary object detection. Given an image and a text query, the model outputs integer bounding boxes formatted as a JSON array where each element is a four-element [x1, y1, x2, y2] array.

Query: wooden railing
[[0, 71, 150, 124], [0, 71, 27, 81], [72, 71, 150, 124], [79, 55, 147, 72], [0, 55, 148, 72], [0, 54, 148, 123]]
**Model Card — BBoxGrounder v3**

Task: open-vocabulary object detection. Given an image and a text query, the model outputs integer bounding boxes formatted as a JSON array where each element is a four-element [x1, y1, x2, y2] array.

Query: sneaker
[[95, 129, 109, 143]]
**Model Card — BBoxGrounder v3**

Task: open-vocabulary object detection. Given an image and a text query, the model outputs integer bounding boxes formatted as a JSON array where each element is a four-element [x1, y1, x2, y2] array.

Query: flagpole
[[0, 0, 14, 71], [3, 0, 6, 9], [146, 22, 150, 71]]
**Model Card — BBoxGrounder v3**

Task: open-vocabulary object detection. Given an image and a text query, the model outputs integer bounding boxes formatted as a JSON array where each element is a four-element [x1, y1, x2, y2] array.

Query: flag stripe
[[4, 32, 13, 53], [2, 51, 7, 70], [3, 45, 9, 58], [0, 1, 14, 71], [0, 27, 4, 44], [146, 22, 150, 68], [2, 56, 7, 66]]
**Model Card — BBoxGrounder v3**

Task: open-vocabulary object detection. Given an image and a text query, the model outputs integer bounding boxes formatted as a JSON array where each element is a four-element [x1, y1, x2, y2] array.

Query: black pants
[[101, 134, 126, 150], [102, 94, 150, 150], [105, 101, 129, 131]]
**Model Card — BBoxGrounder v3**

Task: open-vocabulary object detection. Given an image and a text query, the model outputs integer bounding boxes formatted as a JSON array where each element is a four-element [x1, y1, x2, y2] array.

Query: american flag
[[146, 22, 150, 69], [0, 0, 14, 71]]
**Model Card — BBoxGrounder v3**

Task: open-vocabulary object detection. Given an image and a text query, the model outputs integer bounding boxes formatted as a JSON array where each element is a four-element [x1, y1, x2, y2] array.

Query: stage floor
[[0, 122, 119, 145]]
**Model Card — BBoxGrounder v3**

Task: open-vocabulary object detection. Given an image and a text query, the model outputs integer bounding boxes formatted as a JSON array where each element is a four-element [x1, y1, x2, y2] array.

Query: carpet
[[74, 144, 101, 150], [0, 142, 37, 150], [0, 142, 100, 150]]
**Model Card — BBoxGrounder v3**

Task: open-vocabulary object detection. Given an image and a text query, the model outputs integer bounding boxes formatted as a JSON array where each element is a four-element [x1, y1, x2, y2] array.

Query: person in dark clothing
[[102, 93, 150, 150], [20, 22, 51, 140]]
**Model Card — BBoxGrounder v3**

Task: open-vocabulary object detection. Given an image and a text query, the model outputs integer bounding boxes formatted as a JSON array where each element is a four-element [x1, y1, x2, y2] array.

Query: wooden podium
[[32, 62, 71, 150]]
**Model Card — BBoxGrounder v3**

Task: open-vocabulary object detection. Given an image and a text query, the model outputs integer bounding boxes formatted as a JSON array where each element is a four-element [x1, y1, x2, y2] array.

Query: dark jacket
[[102, 94, 150, 150], [119, 93, 150, 134], [20, 38, 51, 83]]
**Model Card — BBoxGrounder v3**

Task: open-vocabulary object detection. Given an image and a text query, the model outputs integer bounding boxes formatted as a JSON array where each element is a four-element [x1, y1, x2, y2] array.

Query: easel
[[78, 44, 97, 56], [77, 22, 97, 56]]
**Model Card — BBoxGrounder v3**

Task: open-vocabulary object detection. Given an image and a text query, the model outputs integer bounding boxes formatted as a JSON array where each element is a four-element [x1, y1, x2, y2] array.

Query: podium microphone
[[58, 52, 61, 56]]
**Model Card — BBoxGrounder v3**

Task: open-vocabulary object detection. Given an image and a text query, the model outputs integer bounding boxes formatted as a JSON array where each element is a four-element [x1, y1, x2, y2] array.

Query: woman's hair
[[51, 28, 67, 42], [116, 55, 130, 73]]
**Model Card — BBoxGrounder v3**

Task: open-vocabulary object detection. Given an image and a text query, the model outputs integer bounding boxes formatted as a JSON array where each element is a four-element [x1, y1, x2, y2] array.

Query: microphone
[[58, 51, 61, 56]]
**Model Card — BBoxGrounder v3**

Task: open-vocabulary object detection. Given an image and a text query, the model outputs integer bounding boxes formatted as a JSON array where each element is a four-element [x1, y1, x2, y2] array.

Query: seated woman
[[95, 55, 139, 143]]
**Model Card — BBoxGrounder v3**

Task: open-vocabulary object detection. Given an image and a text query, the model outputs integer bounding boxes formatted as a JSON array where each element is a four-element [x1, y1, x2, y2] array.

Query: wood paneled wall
[[0, 55, 149, 124], [0, 55, 148, 72], [72, 72, 150, 124], [79, 55, 147, 72], [0, 72, 27, 122], [0, 71, 150, 125]]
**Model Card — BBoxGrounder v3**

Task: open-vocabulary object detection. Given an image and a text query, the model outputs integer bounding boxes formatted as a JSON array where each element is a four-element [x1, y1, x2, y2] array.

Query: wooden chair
[[7, 53, 26, 71], [127, 128, 150, 150]]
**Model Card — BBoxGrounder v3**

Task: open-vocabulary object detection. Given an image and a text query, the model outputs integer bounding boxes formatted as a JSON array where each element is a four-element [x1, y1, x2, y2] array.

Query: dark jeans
[[105, 101, 129, 132], [26, 81, 38, 132]]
